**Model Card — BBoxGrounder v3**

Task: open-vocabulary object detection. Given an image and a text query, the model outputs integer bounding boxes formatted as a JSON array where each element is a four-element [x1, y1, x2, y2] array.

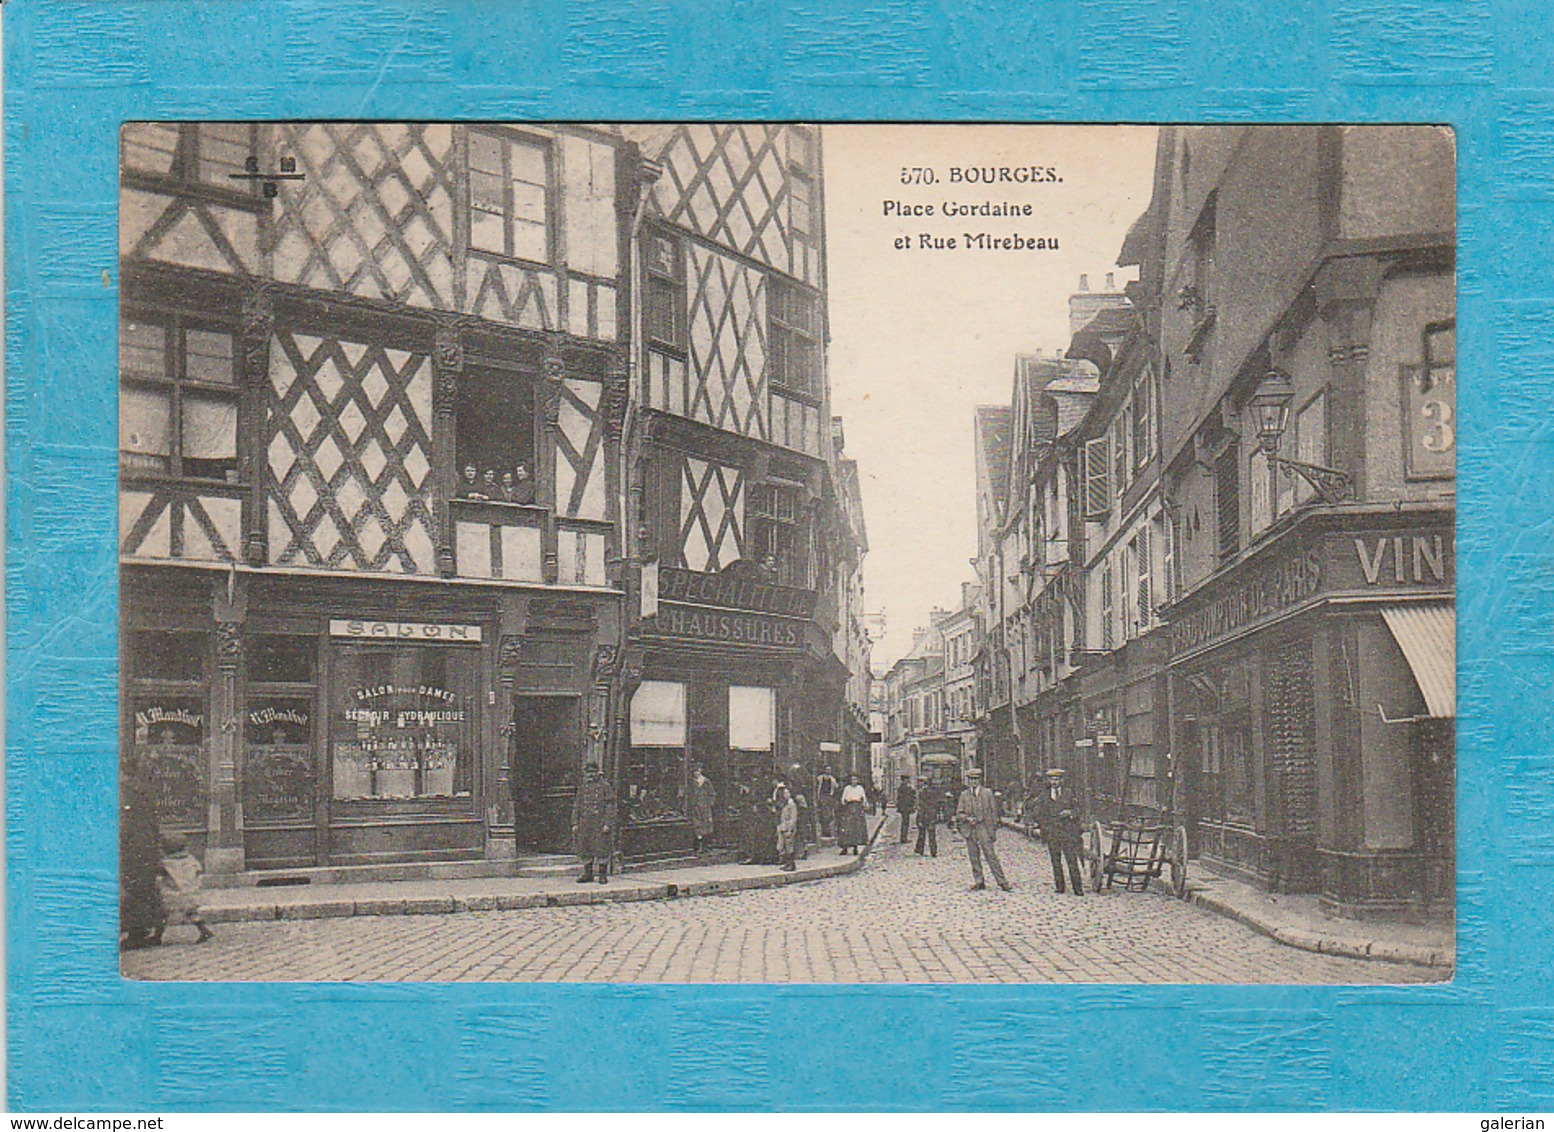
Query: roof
[[1078, 306, 1135, 338], [1116, 206, 1154, 268], [975, 405, 1013, 513]]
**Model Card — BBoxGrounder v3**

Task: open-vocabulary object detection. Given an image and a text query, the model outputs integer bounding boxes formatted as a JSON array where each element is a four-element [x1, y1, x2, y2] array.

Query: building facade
[[614, 124, 865, 858], [119, 122, 868, 874], [1151, 125, 1455, 917], [966, 126, 1454, 920]]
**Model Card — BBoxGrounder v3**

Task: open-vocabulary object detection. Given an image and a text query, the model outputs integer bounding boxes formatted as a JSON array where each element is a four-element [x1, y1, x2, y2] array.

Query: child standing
[[155, 834, 214, 944]]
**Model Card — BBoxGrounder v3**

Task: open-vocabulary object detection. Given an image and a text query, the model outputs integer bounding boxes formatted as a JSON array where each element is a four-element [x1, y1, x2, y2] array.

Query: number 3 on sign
[[1420, 398, 1454, 453]]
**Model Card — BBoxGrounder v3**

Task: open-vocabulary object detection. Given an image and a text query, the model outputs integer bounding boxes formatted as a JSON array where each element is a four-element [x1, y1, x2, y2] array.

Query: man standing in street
[[1038, 767, 1085, 895], [572, 761, 615, 884], [915, 777, 941, 857], [895, 776, 917, 844], [954, 767, 1012, 891]]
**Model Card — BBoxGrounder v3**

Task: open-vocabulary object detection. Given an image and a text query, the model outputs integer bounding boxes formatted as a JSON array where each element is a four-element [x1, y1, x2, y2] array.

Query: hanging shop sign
[[329, 620, 483, 643]]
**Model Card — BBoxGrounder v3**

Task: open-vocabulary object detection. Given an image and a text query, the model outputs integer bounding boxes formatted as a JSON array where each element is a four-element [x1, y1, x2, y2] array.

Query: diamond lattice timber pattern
[[266, 331, 437, 573]]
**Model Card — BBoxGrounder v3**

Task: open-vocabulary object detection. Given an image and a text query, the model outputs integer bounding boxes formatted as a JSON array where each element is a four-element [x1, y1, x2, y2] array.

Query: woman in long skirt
[[837, 774, 869, 855]]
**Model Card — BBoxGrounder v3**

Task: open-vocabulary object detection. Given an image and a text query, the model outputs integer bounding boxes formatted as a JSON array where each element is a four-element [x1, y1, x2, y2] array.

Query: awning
[[1380, 603, 1455, 719]]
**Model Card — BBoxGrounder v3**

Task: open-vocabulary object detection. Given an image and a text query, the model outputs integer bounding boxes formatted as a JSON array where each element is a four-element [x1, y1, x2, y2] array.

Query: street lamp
[[1248, 368, 1354, 504]]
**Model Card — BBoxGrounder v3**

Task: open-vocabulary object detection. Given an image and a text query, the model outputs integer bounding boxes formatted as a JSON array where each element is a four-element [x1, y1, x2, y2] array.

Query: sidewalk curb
[[1183, 884, 1452, 970], [202, 840, 872, 925], [1002, 817, 1451, 971]]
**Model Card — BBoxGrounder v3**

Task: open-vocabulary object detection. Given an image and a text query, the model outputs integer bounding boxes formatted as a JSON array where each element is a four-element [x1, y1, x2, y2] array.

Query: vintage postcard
[[112, 122, 1455, 987], [15, 1, 1540, 1114]]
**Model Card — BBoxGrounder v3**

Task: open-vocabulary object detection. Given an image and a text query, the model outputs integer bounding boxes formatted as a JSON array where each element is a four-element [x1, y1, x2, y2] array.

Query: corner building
[[1146, 126, 1456, 917], [119, 123, 631, 871], [615, 125, 864, 858]]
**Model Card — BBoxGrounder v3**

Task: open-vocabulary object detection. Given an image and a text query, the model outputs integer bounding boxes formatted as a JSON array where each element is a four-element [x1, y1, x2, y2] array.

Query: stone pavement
[[123, 814, 1444, 984]]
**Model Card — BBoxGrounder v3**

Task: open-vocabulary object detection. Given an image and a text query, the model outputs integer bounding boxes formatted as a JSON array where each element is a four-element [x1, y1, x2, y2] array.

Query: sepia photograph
[[115, 121, 1455, 986]]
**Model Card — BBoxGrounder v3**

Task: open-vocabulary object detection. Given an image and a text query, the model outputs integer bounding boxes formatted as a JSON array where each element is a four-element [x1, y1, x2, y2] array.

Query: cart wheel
[[1167, 824, 1189, 898], [1087, 820, 1107, 892]]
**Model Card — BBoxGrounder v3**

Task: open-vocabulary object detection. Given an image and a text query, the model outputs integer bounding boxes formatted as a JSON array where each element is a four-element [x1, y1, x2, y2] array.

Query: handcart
[[1075, 736, 1189, 898]]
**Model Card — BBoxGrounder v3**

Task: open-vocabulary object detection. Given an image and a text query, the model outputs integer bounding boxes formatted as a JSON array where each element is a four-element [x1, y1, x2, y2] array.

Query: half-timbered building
[[120, 122, 632, 872], [614, 124, 864, 857]]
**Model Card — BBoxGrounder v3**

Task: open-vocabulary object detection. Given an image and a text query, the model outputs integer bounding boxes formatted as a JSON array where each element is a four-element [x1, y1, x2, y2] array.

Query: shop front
[[1167, 505, 1454, 916], [620, 565, 826, 860], [121, 567, 621, 872]]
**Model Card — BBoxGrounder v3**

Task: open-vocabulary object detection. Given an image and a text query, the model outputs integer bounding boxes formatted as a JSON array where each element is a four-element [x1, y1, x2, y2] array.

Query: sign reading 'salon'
[[329, 620, 483, 643]]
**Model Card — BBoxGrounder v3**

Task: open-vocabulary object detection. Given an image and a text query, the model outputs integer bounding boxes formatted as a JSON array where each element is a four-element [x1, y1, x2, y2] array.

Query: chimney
[[961, 581, 976, 609], [1078, 273, 1090, 291], [1105, 271, 1116, 291]]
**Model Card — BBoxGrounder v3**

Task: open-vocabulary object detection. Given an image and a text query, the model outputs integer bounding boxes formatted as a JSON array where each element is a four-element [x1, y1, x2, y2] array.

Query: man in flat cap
[[1038, 767, 1085, 895], [954, 767, 1012, 892]]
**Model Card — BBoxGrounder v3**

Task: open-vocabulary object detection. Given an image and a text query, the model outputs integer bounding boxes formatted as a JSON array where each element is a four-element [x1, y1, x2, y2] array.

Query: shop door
[[509, 696, 581, 853]]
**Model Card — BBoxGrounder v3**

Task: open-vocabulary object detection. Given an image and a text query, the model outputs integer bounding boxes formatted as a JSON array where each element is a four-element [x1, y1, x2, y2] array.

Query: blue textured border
[[6, 0, 1549, 1111]]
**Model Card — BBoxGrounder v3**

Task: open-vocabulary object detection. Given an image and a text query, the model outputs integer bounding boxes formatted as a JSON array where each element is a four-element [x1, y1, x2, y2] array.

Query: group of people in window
[[457, 462, 536, 504]]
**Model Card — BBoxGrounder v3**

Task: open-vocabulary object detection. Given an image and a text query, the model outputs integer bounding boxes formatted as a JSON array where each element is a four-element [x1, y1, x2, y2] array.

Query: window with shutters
[[1083, 436, 1111, 519], [644, 228, 686, 351], [1136, 525, 1152, 632], [1101, 560, 1115, 651], [1249, 447, 1273, 536], [1113, 412, 1130, 498], [1214, 446, 1240, 563], [1158, 513, 1175, 605], [1133, 367, 1155, 468]]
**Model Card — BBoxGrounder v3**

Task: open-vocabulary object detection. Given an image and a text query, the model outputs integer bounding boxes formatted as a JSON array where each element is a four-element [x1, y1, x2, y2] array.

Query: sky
[[821, 125, 1160, 670]]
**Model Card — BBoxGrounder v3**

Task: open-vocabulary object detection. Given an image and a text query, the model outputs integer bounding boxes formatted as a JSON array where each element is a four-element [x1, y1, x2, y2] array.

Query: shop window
[[455, 367, 536, 503], [120, 314, 240, 482], [769, 278, 821, 399], [126, 630, 210, 828], [130, 694, 208, 828], [122, 122, 259, 198], [748, 481, 811, 588], [729, 685, 775, 751], [247, 634, 316, 685], [468, 129, 550, 263], [626, 681, 689, 825], [244, 696, 314, 824], [645, 229, 686, 351], [244, 635, 317, 824], [330, 645, 478, 803]]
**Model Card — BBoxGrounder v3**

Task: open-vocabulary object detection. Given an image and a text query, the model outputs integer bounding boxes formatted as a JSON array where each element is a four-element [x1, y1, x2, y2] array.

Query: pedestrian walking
[[776, 784, 799, 872], [1037, 767, 1085, 895], [155, 833, 214, 944], [837, 774, 868, 855], [954, 767, 1012, 891], [572, 761, 615, 884], [914, 778, 941, 857], [119, 751, 164, 951], [895, 776, 917, 843], [690, 764, 716, 854]]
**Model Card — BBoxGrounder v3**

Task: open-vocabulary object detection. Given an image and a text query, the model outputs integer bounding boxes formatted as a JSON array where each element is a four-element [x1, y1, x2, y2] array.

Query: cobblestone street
[[124, 821, 1441, 984]]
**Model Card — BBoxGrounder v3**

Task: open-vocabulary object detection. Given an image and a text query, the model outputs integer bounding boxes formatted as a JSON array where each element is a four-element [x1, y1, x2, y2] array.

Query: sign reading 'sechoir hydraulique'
[[329, 620, 483, 643]]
